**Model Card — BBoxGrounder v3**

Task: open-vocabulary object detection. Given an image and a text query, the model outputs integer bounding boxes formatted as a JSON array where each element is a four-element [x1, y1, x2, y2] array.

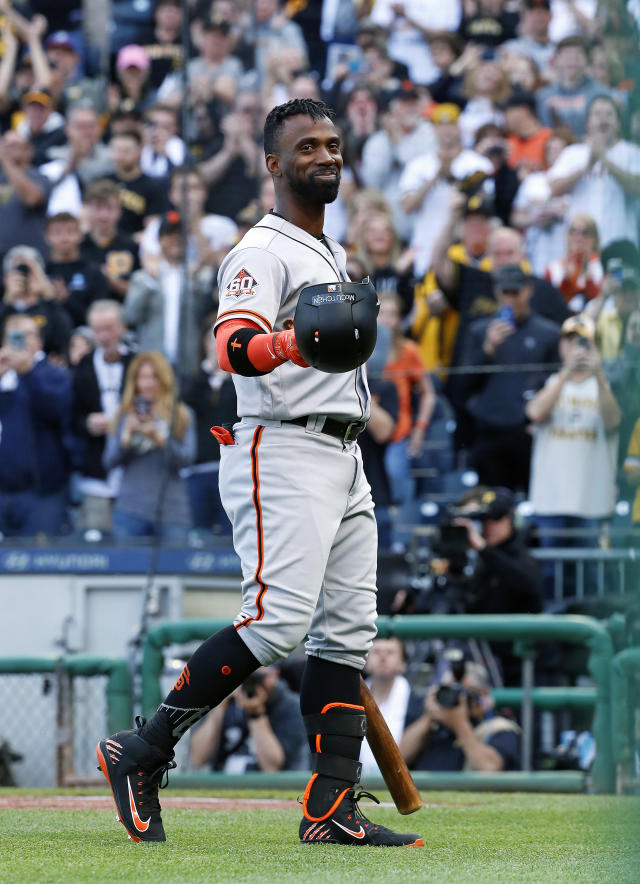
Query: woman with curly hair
[[104, 350, 196, 540]]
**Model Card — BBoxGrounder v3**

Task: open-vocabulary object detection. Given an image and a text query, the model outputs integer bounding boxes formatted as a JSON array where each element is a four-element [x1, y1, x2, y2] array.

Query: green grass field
[[1, 789, 639, 884]]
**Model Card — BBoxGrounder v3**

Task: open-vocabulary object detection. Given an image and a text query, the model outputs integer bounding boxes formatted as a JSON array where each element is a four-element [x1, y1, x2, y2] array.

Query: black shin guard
[[300, 656, 366, 819], [139, 625, 260, 754]]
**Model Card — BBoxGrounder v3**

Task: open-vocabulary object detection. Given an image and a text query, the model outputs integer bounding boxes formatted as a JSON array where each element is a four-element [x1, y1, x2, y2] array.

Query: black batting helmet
[[293, 278, 379, 373]]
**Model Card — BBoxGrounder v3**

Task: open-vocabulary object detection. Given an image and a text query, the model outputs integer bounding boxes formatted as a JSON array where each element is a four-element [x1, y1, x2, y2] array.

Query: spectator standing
[[545, 213, 602, 314], [181, 328, 237, 537], [379, 292, 436, 509], [502, 0, 555, 76], [624, 415, 640, 527], [458, 0, 520, 48], [504, 90, 552, 175], [158, 16, 243, 107], [399, 103, 493, 277], [427, 32, 467, 108], [45, 212, 109, 327], [80, 178, 141, 302], [527, 315, 620, 565], [360, 82, 436, 241], [124, 211, 215, 378], [109, 44, 155, 113], [400, 662, 522, 770], [360, 638, 423, 776], [142, 0, 183, 91], [108, 129, 168, 238], [250, 0, 308, 83], [71, 300, 132, 535], [190, 665, 308, 773], [141, 104, 185, 180], [104, 350, 196, 540], [457, 56, 510, 148], [0, 130, 52, 261], [0, 246, 71, 359], [510, 127, 574, 275], [353, 211, 417, 321], [536, 35, 610, 135], [593, 263, 640, 362], [547, 95, 640, 250], [368, 0, 462, 86], [41, 105, 115, 217], [462, 264, 560, 490], [0, 314, 71, 537], [16, 89, 66, 167]]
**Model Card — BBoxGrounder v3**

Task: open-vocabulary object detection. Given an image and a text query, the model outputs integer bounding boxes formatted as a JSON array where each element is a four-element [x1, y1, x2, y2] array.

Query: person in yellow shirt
[[411, 193, 494, 372]]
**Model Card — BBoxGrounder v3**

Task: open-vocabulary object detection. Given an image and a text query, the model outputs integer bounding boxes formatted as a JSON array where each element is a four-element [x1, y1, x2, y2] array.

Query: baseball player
[[97, 98, 423, 848]]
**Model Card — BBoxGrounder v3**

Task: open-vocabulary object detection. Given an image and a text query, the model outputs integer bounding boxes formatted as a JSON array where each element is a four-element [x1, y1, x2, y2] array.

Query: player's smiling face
[[274, 115, 343, 204]]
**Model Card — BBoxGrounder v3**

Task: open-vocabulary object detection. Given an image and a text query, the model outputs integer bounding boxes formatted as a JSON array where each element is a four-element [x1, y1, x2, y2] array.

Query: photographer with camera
[[400, 659, 521, 772], [190, 665, 308, 773]]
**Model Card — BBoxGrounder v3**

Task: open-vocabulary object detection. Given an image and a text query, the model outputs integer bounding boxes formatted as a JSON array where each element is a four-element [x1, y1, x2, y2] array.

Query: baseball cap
[[116, 45, 151, 71], [21, 89, 53, 108], [464, 193, 494, 217], [492, 263, 530, 292], [201, 15, 231, 34], [560, 315, 595, 340], [525, 0, 551, 9], [388, 80, 419, 102], [454, 486, 515, 520], [45, 31, 78, 53], [158, 210, 182, 236], [429, 103, 461, 124]]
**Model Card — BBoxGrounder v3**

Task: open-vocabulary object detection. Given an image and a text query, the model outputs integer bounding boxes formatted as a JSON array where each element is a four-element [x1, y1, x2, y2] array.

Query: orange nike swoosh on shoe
[[332, 819, 366, 839], [127, 777, 151, 832]]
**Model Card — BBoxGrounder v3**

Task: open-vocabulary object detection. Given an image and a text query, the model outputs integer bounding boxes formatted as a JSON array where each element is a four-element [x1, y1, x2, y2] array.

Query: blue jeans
[[112, 509, 188, 542], [534, 515, 602, 604], [185, 470, 232, 535], [0, 488, 68, 537]]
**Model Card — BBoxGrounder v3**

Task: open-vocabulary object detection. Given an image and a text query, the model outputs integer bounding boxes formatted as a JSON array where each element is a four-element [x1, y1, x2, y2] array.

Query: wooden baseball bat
[[359, 676, 423, 814]]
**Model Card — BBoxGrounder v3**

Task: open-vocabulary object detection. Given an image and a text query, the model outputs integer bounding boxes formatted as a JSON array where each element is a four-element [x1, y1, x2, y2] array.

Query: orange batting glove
[[273, 329, 309, 367]]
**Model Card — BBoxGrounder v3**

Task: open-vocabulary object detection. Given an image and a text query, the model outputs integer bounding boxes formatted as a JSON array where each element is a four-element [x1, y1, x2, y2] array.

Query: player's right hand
[[273, 329, 309, 367]]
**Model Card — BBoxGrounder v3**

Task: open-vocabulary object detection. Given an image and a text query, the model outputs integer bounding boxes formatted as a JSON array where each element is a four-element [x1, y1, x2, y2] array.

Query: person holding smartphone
[[103, 350, 196, 540], [526, 314, 621, 590], [461, 263, 561, 491]]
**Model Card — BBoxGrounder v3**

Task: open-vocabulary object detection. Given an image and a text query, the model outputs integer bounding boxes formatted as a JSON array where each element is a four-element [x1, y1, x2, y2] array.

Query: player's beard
[[286, 168, 341, 204]]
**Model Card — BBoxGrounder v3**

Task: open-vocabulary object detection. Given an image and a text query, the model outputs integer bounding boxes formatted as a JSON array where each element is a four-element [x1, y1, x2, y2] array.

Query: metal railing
[[140, 614, 614, 793]]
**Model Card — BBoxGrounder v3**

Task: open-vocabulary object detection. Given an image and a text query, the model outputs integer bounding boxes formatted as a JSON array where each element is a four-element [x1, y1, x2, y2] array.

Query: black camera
[[435, 649, 470, 707], [242, 671, 264, 698], [14, 263, 30, 277]]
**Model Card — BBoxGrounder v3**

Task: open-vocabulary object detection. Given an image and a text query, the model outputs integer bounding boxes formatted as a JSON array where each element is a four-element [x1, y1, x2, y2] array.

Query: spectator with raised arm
[[0, 313, 71, 537], [0, 129, 52, 260], [547, 94, 640, 250], [72, 300, 132, 535]]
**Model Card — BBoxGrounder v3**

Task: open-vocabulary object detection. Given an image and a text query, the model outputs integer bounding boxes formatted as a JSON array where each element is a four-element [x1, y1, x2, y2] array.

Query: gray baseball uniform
[[214, 213, 378, 669]]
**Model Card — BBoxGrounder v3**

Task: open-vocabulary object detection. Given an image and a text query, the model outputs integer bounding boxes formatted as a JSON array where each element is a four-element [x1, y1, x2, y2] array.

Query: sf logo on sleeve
[[225, 268, 258, 298]]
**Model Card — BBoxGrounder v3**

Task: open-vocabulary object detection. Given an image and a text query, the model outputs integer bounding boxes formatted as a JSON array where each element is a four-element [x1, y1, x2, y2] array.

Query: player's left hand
[[273, 329, 309, 367]]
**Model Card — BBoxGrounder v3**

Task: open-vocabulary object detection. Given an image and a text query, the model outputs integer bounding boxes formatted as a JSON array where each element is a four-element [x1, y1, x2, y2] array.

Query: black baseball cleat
[[96, 717, 176, 843], [299, 789, 424, 847]]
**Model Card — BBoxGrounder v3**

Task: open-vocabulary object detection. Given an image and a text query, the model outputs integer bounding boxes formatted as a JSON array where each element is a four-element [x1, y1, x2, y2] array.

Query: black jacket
[[72, 350, 132, 479]]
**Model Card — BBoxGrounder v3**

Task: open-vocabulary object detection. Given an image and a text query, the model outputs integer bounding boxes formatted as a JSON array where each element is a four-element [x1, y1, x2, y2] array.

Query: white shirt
[[529, 374, 618, 517], [547, 140, 640, 247], [513, 171, 568, 276], [39, 159, 82, 217], [214, 214, 370, 422], [141, 214, 238, 262], [549, 0, 598, 43], [370, 0, 461, 84], [162, 262, 182, 365], [140, 137, 186, 178], [359, 676, 411, 775], [399, 149, 494, 276]]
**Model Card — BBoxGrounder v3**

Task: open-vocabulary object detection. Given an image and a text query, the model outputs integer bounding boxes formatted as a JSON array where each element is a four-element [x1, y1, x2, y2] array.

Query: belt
[[287, 416, 367, 443]]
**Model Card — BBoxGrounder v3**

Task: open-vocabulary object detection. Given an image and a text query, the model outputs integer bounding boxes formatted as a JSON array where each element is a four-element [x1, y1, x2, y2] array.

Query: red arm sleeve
[[216, 318, 286, 375]]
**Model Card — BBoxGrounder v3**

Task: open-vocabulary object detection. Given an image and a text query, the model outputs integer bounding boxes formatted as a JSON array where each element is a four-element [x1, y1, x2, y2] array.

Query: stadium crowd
[[0, 2, 638, 569], [0, 0, 638, 779]]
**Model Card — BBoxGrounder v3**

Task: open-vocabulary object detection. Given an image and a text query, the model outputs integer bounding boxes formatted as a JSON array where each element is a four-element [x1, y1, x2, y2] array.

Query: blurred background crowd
[[0, 0, 638, 586]]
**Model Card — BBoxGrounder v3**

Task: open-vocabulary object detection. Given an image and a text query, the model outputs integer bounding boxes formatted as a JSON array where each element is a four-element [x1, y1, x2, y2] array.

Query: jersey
[[214, 213, 370, 423]]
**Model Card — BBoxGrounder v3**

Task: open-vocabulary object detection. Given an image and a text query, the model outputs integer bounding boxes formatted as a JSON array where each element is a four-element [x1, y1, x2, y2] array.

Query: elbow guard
[[225, 326, 268, 376]]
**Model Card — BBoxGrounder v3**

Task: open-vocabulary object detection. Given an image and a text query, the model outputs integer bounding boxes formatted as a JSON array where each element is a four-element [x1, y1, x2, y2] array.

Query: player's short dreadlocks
[[263, 99, 336, 156]]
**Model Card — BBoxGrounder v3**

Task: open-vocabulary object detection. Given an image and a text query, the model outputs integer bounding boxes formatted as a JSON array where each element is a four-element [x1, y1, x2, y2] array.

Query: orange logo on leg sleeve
[[173, 664, 190, 691]]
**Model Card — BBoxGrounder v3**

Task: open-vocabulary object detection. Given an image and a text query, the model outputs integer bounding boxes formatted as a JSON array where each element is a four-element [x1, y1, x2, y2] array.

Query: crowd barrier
[[140, 614, 615, 793]]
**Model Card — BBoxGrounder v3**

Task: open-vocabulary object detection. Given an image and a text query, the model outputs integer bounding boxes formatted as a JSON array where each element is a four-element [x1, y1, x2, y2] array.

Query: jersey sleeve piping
[[213, 308, 273, 333]]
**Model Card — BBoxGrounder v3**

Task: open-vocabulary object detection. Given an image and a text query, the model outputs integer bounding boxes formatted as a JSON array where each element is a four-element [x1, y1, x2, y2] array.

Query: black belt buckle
[[343, 420, 365, 443]]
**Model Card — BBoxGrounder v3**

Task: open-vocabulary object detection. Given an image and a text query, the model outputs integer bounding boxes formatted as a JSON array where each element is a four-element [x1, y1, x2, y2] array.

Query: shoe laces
[[345, 788, 380, 822], [133, 715, 177, 797]]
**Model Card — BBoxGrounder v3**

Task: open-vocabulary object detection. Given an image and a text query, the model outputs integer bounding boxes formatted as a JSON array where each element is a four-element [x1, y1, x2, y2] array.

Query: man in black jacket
[[453, 486, 543, 684], [72, 299, 131, 534]]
